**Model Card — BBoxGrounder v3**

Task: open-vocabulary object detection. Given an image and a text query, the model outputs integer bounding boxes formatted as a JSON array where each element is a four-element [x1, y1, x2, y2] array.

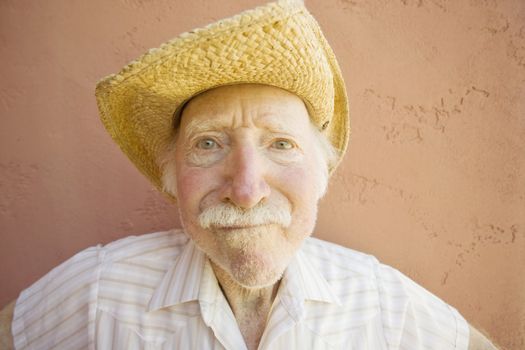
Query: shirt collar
[[147, 238, 341, 312], [147, 239, 207, 311], [279, 248, 342, 306]]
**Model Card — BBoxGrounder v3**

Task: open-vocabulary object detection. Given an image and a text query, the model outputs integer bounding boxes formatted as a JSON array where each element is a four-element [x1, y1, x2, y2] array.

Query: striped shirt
[[13, 229, 469, 349]]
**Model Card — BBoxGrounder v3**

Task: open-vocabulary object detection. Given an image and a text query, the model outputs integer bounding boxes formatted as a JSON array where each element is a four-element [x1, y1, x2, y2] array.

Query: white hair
[[309, 123, 338, 198], [158, 123, 338, 199]]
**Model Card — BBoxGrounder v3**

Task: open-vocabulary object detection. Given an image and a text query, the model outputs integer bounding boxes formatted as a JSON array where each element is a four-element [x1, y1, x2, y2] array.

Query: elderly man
[[1, 0, 498, 349]]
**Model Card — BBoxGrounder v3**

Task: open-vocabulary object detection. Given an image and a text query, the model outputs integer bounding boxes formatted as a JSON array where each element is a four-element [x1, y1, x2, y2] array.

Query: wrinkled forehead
[[176, 84, 312, 135]]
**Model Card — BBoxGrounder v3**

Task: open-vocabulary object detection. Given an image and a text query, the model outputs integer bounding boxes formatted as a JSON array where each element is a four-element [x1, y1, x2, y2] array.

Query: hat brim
[[95, 0, 349, 200]]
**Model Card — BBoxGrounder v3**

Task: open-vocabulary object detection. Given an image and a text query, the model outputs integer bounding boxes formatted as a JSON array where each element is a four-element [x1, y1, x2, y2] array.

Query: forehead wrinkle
[[181, 109, 284, 135], [253, 114, 297, 135], [182, 118, 228, 137], [180, 90, 311, 137]]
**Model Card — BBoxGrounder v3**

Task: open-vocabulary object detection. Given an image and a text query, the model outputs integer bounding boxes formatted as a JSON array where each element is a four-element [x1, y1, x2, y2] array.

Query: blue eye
[[272, 139, 293, 150], [197, 138, 218, 149]]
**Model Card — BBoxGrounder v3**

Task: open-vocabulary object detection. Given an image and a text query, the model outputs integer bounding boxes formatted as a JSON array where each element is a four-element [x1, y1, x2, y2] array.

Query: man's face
[[173, 84, 326, 288]]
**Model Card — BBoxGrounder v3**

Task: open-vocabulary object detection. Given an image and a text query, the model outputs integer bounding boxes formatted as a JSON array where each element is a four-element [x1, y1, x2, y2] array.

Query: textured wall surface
[[1, 0, 523, 348]]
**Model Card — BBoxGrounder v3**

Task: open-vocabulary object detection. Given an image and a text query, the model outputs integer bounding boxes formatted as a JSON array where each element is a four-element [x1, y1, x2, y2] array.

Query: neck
[[211, 261, 280, 350]]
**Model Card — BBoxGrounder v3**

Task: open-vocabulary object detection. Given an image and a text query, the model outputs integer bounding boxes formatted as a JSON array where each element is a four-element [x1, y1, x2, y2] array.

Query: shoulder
[[101, 228, 189, 263], [302, 237, 470, 350], [302, 236, 380, 283], [15, 228, 189, 305], [302, 236, 378, 267], [13, 228, 187, 349], [16, 229, 187, 300]]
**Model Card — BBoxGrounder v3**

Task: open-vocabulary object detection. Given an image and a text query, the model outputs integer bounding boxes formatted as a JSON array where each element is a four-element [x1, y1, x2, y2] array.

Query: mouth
[[213, 224, 269, 231]]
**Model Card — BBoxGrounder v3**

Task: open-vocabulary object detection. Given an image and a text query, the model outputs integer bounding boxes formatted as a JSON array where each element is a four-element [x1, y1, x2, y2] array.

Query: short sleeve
[[375, 263, 470, 350], [12, 245, 103, 350]]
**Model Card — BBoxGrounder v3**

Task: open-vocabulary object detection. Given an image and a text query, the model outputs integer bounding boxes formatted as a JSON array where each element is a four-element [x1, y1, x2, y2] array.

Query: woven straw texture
[[95, 0, 349, 199]]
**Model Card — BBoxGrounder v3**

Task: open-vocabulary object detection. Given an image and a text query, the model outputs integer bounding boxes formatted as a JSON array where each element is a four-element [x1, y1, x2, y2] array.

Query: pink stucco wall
[[1, 0, 523, 348]]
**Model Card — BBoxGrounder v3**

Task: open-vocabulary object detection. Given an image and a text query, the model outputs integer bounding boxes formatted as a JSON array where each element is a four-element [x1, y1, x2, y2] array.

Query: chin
[[225, 250, 291, 288], [190, 223, 306, 288]]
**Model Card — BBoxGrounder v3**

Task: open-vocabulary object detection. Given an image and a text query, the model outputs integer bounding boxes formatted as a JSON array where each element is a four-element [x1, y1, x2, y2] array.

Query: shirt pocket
[[95, 309, 186, 350]]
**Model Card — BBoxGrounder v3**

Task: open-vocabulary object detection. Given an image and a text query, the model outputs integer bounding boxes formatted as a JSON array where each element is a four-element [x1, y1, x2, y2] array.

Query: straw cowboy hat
[[95, 0, 349, 199]]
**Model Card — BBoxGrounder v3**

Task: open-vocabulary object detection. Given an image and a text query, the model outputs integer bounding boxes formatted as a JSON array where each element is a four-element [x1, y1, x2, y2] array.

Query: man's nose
[[222, 146, 271, 209]]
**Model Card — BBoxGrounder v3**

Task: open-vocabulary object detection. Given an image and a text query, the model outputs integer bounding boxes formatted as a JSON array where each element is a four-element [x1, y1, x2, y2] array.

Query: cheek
[[176, 167, 217, 217], [277, 162, 321, 202], [274, 165, 320, 226]]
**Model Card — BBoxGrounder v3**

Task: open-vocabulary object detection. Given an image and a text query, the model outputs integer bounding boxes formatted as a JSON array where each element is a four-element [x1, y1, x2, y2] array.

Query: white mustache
[[198, 201, 292, 229]]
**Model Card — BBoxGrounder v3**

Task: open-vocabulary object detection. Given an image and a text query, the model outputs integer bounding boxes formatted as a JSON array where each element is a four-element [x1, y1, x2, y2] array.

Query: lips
[[214, 224, 266, 230]]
